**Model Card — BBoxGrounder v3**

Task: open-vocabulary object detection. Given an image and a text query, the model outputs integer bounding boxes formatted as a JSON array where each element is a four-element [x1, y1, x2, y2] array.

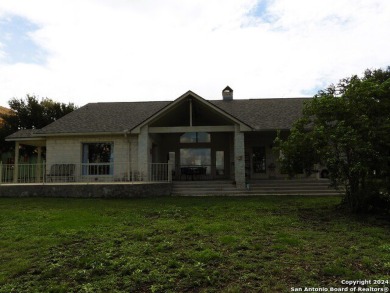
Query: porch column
[[138, 125, 149, 181], [234, 125, 245, 189], [36, 146, 42, 183], [13, 142, 20, 183]]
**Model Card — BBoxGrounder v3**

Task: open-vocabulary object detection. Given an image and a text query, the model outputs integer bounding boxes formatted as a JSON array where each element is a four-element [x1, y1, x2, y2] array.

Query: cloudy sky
[[0, 0, 389, 107]]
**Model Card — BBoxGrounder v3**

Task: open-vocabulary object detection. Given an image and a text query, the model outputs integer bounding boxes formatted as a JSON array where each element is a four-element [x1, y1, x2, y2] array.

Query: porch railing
[[0, 162, 172, 184], [0, 163, 45, 184]]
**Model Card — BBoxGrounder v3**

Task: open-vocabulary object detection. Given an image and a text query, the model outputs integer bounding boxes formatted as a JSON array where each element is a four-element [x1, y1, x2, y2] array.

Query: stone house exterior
[[6, 87, 310, 188]]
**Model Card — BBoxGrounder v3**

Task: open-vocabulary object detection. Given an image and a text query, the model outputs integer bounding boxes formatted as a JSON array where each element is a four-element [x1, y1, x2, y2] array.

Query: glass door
[[180, 148, 211, 180]]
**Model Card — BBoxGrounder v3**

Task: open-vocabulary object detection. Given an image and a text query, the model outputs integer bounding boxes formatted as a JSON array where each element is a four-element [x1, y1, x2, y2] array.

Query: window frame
[[180, 132, 211, 144], [81, 142, 114, 176]]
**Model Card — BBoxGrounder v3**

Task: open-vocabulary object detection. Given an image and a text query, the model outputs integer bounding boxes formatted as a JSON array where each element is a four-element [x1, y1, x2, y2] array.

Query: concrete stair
[[171, 180, 238, 196], [171, 179, 343, 196]]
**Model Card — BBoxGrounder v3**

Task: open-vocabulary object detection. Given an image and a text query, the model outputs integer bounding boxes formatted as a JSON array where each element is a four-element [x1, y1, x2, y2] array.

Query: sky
[[0, 0, 389, 107]]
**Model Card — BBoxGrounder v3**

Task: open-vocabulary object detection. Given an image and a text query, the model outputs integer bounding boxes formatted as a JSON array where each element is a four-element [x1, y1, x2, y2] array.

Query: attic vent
[[222, 86, 233, 101]]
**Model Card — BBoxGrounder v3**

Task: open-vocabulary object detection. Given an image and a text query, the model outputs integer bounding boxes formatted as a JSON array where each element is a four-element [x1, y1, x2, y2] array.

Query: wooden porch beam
[[148, 126, 235, 133]]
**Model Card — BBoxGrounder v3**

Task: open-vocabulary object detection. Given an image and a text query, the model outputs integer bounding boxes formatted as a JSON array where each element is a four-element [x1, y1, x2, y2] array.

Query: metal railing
[[0, 162, 172, 184]]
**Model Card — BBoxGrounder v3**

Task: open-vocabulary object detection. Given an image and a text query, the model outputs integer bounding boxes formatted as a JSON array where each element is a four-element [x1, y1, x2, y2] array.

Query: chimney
[[222, 86, 233, 101]]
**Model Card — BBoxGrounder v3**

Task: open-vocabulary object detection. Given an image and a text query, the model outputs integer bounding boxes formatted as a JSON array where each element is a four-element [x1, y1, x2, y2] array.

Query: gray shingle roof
[[210, 98, 309, 130], [7, 97, 310, 139], [6, 129, 40, 139], [39, 101, 171, 134]]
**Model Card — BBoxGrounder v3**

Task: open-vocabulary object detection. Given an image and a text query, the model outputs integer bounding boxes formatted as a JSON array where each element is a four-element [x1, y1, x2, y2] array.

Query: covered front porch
[[147, 130, 234, 181], [3, 130, 47, 184], [132, 91, 249, 187], [0, 161, 172, 184]]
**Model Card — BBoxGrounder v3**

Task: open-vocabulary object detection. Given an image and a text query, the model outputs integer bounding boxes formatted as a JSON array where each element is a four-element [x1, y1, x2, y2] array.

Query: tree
[[275, 67, 390, 213], [0, 95, 77, 154]]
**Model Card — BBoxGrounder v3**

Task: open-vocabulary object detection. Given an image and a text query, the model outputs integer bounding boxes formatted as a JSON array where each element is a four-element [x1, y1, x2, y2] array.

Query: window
[[82, 143, 113, 175], [180, 148, 211, 174], [253, 147, 266, 173], [180, 132, 211, 143], [197, 132, 211, 143]]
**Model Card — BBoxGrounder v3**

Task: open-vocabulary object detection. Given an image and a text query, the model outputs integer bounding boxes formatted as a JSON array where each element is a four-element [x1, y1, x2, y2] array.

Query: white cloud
[[0, 0, 389, 107]]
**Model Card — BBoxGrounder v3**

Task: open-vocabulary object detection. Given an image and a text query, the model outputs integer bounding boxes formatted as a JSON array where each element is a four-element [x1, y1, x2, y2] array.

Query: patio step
[[171, 180, 236, 196], [171, 179, 343, 196]]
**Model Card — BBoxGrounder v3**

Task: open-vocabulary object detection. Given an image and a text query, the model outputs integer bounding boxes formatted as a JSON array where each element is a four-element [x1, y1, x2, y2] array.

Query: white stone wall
[[45, 135, 137, 181], [129, 134, 138, 173]]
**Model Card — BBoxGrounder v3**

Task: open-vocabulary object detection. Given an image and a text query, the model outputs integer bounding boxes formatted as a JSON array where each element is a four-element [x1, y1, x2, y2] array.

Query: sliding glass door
[[180, 148, 211, 174]]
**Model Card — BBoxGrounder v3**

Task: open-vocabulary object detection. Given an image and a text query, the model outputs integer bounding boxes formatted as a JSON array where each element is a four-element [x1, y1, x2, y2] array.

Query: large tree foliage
[[0, 95, 77, 154], [276, 67, 390, 212]]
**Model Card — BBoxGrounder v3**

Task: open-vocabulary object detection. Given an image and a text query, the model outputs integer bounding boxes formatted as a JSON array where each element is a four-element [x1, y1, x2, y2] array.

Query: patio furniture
[[180, 166, 207, 180], [46, 164, 76, 182]]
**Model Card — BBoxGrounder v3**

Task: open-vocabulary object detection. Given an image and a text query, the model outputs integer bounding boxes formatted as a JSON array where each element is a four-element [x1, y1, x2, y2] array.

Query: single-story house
[[5, 87, 312, 188]]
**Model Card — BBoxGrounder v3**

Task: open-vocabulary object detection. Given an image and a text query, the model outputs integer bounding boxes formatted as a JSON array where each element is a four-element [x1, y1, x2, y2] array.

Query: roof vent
[[222, 86, 233, 101]]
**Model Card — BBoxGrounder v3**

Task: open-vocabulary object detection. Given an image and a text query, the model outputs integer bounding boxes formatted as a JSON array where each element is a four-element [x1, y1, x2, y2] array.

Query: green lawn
[[0, 196, 389, 292]]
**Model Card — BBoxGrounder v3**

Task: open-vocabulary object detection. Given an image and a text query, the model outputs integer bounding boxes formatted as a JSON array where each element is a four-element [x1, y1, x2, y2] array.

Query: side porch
[[2, 129, 328, 187], [0, 161, 172, 184]]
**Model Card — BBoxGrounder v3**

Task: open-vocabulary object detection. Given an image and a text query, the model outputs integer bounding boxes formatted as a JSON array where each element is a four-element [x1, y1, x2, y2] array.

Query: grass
[[0, 196, 389, 292]]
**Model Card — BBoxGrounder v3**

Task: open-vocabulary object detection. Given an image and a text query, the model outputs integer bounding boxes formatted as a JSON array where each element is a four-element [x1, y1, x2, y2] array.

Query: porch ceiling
[[149, 94, 235, 127]]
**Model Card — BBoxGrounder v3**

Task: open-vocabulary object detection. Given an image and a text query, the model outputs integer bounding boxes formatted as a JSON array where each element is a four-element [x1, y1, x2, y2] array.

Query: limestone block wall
[[129, 134, 138, 173], [0, 182, 172, 198], [46, 135, 138, 180]]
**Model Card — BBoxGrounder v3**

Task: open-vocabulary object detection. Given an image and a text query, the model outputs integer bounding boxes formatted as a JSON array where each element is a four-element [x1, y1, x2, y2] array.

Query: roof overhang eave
[[251, 128, 292, 132], [5, 136, 46, 147], [19, 131, 128, 138], [5, 137, 46, 142]]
